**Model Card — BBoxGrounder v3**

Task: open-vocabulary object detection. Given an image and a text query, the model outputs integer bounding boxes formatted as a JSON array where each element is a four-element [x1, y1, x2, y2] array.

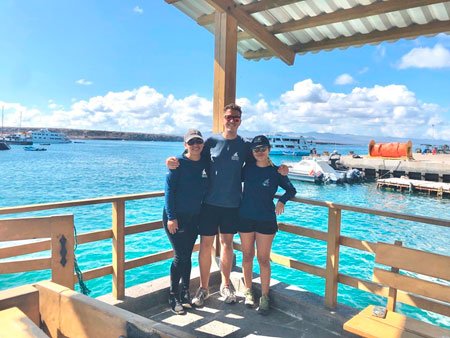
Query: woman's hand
[[166, 157, 180, 169], [275, 201, 285, 215], [277, 164, 289, 176], [167, 219, 179, 234]]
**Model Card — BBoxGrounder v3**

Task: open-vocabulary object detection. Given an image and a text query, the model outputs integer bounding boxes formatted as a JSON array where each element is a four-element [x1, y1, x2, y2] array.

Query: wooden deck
[[377, 177, 450, 197]]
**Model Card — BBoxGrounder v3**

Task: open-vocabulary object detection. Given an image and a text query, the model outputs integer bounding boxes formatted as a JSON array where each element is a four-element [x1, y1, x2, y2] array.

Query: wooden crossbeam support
[[244, 20, 450, 60], [238, 0, 445, 40], [205, 0, 295, 65], [197, 0, 301, 26]]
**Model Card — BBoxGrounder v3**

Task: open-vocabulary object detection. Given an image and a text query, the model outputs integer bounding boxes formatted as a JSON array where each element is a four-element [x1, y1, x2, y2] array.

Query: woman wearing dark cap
[[238, 135, 297, 315], [164, 129, 208, 314]]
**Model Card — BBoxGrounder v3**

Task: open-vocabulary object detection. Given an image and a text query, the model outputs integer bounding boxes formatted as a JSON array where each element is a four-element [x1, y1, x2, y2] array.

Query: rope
[[73, 225, 91, 295], [379, 160, 402, 179]]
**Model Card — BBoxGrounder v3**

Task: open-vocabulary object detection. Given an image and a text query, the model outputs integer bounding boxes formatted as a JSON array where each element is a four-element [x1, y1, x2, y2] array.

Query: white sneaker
[[192, 287, 209, 307], [244, 288, 255, 307], [220, 285, 236, 304]]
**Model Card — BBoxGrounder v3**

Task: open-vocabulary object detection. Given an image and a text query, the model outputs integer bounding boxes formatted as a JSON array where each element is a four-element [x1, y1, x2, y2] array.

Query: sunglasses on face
[[223, 115, 241, 123], [252, 146, 268, 153], [187, 138, 204, 146]]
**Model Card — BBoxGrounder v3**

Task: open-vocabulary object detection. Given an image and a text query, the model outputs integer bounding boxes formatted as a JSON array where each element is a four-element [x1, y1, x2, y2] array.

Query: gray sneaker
[[220, 285, 236, 304], [244, 288, 255, 308], [257, 295, 270, 315], [192, 287, 209, 307]]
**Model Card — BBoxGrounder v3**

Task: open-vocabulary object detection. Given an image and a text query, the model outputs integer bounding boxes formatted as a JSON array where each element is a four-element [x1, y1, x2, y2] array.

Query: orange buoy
[[368, 140, 412, 159]]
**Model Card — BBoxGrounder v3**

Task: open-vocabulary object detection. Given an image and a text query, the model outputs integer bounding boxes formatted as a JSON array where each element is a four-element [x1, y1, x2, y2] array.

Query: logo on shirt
[[231, 152, 239, 161], [262, 179, 270, 187], [202, 169, 207, 178]]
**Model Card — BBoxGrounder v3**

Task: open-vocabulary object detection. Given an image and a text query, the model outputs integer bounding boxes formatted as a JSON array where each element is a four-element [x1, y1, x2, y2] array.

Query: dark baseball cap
[[184, 129, 203, 143], [250, 135, 270, 149]]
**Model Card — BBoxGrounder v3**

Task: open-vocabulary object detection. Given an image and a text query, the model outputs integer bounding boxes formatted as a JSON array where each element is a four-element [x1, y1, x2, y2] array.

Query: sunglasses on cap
[[187, 138, 204, 146], [223, 115, 241, 123], [252, 146, 268, 153]]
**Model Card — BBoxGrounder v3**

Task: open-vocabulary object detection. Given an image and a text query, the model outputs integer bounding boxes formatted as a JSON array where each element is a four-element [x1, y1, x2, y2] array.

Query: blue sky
[[1, 1, 450, 140]]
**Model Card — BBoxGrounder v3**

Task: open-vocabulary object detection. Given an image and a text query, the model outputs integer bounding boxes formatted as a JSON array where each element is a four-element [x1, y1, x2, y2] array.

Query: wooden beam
[[206, 0, 295, 65], [237, 0, 445, 40], [324, 207, 341, 309], [112, 200, 125, 300], [50, 215, 74, 289], [244, 20, 450, 59], [213, 11, 237, 133], [197, 0, 301, 26]]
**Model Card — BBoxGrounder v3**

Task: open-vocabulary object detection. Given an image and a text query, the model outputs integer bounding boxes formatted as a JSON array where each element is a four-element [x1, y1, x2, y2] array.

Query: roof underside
[[166, 0, 450, 65]]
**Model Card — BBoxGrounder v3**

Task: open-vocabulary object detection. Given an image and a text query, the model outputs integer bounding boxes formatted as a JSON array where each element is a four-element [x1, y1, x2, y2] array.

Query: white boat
[[30, 129, 71, 144], [285, 157, 364, 184], [266, 134, 315, 156], [2, 132, 33, 145]]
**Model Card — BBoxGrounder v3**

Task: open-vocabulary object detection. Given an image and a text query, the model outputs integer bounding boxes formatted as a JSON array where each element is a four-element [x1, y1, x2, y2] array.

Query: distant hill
[[0, 127, 183, 142]]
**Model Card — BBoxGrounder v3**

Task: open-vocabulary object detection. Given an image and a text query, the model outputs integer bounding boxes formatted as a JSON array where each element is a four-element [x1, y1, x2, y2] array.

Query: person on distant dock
[[238, 135, 296, 315], [163, 129, 208, 314], [166, 103, 289, 308]]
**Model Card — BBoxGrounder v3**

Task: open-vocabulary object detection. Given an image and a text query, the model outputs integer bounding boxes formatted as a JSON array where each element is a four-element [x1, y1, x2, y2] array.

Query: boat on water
[[1, 132, 33, 145], [266, 134, 315, 156], [285, 157, 364, 184], [0, 141, 11, 150], [24, 146, 47, 151], [30, 128, 71, 144]]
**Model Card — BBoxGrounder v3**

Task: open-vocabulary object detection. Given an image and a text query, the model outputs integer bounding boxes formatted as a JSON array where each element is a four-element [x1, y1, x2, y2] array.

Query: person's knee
[[242, 250, 255, 264], [220, 235, 233, 248], [257, 254, 270, 267]]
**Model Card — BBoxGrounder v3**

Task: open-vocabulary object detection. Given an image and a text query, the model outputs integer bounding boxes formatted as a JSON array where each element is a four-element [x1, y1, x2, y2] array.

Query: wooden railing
[[0, 192, 449, 316]]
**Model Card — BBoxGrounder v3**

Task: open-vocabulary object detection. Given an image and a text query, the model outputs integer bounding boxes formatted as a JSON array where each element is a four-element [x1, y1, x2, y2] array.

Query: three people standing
[[164, 104, 296, 315]]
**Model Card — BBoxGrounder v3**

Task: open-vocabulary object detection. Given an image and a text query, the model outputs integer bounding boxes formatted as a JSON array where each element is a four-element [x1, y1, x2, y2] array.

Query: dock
[[339, 154, 450, 182], [377, 177, 450, 197]]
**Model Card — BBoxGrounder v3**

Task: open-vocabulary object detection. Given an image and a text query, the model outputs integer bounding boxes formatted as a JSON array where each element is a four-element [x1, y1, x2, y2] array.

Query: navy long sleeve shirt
[[202, 134, 253, 208], [164, 154, 208, 220], [239, 163, 297, 221]]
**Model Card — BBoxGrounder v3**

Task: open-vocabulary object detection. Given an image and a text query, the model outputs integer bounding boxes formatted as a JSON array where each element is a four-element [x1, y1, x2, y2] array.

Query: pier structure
[[1, 192, 449, 337], [339, 154, 450, 182]]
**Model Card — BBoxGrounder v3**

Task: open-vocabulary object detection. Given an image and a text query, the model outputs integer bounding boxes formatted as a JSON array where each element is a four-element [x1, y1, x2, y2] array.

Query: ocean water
[[1, 140, 449, 328]]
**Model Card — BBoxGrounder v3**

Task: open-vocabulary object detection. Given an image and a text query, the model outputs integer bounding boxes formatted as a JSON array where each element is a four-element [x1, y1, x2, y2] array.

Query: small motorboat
[[24, 146, 47, 151], [285, 157, 364, 184], [0, 141, 11, 150]]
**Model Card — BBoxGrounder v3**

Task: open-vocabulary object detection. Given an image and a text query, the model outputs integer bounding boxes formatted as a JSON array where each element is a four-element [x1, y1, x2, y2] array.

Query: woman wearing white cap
[[163, 129, 208, 314], [238, 135, 297, 315]]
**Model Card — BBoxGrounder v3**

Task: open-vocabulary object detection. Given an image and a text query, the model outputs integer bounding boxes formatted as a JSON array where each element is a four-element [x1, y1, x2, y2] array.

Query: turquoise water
[[1, 140, 449, 328]]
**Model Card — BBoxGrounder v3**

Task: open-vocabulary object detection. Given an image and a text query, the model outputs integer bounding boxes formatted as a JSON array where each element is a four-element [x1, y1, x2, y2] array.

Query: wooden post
[[213, 11, 237, 133], [386, 240, 402, 312], [325, 207, 341, 309], [112, 200, 125, 300], [50, 215, 74, 289]]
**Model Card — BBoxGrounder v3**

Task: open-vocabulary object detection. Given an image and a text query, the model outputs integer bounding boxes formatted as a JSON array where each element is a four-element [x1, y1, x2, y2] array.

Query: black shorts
[[198, 204, 238, 236], [238, 217, 278, 235]]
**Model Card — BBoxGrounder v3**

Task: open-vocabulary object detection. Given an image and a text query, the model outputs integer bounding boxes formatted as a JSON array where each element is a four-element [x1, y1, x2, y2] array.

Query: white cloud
[[2, 81, 449, 139], [133, 6, 143, 14], [334, 73, 355, 85], [76, 79, 93, 86], [358, 67, 369, 74], [398, 44, 450, 69]]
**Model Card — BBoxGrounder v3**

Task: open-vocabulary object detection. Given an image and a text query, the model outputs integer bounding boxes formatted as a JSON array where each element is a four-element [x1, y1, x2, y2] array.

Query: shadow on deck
[[100, 268, 359, 338]]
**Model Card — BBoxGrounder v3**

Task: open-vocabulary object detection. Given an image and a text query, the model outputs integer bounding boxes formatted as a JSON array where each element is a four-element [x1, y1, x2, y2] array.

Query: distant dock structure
[[339, 153, 450, 183], [377, 177, 450, 197]]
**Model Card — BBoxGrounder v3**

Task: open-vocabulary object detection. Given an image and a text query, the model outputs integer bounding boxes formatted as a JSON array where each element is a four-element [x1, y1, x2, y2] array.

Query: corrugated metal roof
[[168, 0, 450, 63]]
